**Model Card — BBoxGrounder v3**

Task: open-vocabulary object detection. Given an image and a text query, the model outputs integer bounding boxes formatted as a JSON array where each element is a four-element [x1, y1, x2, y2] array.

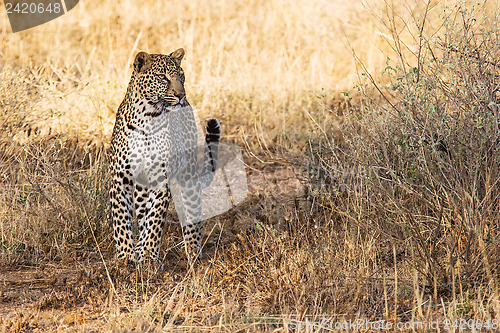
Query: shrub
[[309, 2, 500, 300]]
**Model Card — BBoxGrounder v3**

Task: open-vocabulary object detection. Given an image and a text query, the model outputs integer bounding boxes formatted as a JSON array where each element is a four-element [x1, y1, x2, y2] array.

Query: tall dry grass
[[308, 0, 500, 328], [0, 0, 393, 141], [0, 0, 500, 331]]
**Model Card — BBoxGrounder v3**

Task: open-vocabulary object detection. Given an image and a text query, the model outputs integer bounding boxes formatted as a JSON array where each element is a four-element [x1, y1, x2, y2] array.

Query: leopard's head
[[128, 48, 186, 107]]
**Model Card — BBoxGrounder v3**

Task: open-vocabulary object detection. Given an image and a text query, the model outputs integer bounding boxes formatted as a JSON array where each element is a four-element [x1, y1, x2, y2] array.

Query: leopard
[[109, 48, 221, 265]]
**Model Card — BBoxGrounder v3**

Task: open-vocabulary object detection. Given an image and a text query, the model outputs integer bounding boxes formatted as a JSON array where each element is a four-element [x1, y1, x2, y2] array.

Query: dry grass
[[0, 0, 393, 143], [1, 0, 500, 332]]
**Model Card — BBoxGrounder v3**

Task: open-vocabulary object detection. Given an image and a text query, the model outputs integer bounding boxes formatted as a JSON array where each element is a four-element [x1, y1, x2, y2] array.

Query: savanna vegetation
[[0, 0, 499, 331]]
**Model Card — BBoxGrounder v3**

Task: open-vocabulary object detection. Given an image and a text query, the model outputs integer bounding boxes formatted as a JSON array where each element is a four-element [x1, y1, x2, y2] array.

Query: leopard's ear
[[134, 52, 152, 74], [169, 48, 185, 66]]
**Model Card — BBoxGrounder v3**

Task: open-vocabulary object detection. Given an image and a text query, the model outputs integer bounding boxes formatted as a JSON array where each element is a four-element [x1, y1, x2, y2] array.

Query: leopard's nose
[[176, 92, 185, 100]]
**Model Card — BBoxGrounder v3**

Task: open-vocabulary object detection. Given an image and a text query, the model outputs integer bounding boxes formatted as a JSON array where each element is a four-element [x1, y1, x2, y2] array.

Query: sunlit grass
[[1, 0, 499, 331]]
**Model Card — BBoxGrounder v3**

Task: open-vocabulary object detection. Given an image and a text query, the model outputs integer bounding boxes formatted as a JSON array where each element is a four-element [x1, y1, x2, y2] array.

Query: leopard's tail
[[200, 118, 221, 188]]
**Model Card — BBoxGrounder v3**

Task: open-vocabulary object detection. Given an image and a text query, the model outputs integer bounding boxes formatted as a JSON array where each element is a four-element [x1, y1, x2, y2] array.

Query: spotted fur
[[109, 48, 220, 264]]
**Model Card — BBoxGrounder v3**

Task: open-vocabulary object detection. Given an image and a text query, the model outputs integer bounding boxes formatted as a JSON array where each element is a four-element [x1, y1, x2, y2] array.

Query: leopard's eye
[[159, 74, 170, 81]]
